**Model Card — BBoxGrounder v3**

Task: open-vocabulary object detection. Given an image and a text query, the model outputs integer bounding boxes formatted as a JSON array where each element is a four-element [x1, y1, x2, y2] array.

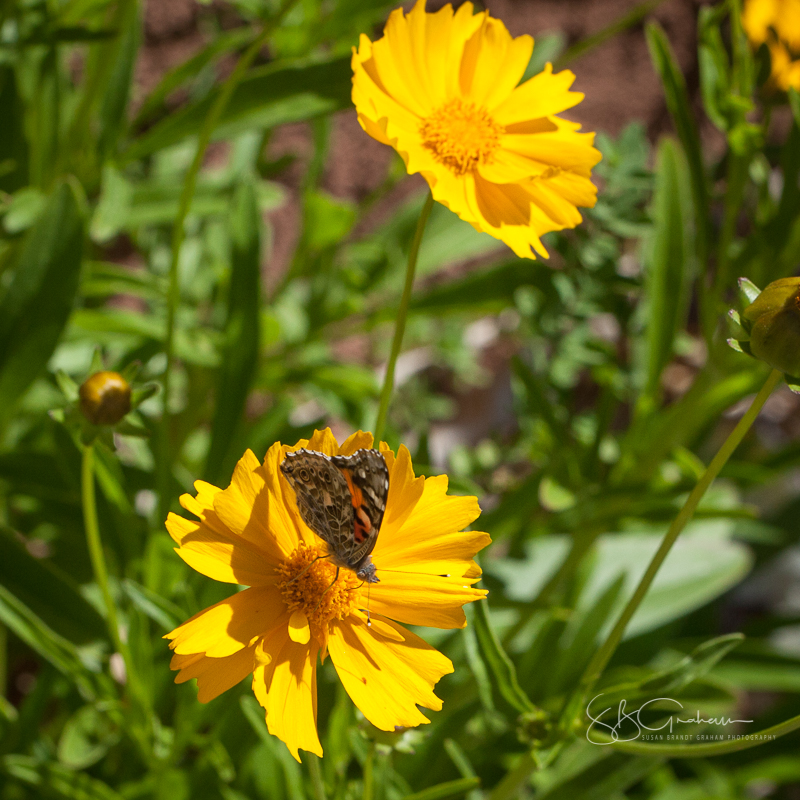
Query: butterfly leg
[[312, 566, 340, 613], [287, 554, 329, 584]]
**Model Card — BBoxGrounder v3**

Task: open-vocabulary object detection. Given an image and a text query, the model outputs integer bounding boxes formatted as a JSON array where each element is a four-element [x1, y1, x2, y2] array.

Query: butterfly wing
[[280, 450, 354, 559], [331, 449, 389, 570]]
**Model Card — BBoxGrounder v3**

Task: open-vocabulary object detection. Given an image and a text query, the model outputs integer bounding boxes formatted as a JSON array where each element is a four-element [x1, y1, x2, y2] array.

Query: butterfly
[[280, 448, 389, 584]]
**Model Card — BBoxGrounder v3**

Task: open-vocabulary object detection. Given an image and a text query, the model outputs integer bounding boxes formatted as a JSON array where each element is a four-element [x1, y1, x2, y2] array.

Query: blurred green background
[[2, 0, 800, 797]]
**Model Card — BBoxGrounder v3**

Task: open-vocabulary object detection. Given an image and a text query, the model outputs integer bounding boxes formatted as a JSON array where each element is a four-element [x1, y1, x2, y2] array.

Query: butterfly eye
[[299, 469, 310, 481]]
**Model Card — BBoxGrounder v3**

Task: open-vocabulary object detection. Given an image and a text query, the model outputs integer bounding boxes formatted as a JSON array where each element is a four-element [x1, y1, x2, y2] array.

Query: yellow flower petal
[[460, 16, 532, 110], [259, 637, 322, 761], [370, 571, 486, 629], [288, 610, 311, 644], [167, 513, 274, 586], [171, 644, 257, 703], [339, 430, 375, 456], [378, 443, 425, 537], [492, 64, 584, 126], [211, 449, 293, 563], [329, 616, 452, 731], [166, 585, 283, 657]]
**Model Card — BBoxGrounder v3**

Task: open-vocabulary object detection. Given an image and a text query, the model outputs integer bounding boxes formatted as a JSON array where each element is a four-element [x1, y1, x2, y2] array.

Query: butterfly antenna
[[367, 581, 372, 627]]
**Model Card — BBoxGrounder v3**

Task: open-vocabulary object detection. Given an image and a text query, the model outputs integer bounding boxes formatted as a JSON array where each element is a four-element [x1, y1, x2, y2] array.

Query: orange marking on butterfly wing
[[341, 468, 371, 544]]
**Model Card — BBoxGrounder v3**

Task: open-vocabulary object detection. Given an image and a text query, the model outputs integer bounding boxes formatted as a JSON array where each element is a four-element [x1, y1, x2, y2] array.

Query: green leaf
[[0, 181, 84, 418], [0, 528, 106, 643], [98, 0, 140, 157], [790, 87, 800, 126], [57, 704, 120, 770], [122, 579, 182, 631], [206, 179, 262, 484], [0, 66, 29, 193], [646, 23, 709, 265], [132, 28, 252, 128], [123, 56, 352, 162], [403, 778, 481, 800], [0, 585, 98, 698], [641, 137, 694, 400], [698, 5, 732, 132], [2, 755, 124, 800], [471, 600, 537, 715]]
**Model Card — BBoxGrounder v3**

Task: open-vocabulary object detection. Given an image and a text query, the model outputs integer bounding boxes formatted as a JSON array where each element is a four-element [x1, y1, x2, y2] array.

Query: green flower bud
[[740, 277, 800, 377], [79, 371, 132, 426]]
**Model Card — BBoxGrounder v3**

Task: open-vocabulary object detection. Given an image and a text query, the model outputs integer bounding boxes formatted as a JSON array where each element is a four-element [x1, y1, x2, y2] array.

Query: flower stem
[[373, 191, 434, 444], [82, 444, 149, 735], [561, 368, 782, 731], [158, 0, 298, 521], [307, 754, 327, 800], [363, 741, 375, 800]]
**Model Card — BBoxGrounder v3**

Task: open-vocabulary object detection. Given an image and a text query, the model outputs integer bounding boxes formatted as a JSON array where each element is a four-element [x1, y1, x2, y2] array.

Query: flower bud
[[741, 277, 800, 376], [79, 371, 132, 426]]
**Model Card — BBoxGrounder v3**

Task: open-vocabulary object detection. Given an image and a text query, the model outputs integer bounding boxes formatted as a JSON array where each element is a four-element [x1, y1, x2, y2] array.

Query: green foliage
[[1, 0, 800, 798]]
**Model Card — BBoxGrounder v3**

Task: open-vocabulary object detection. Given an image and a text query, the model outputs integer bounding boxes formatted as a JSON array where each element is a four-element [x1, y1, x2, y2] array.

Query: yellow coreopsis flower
[[351, 0, 601, 260], [743, 0, 800, 91], [165, 429, 489, 761]]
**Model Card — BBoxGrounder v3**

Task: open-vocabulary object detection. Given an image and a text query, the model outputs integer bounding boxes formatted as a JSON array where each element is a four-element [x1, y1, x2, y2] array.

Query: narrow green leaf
[[132, 28, 252, 128], [0, 528, 106, 643], [0, 585, 97, 698], [0, 66, 29, 193], [122, 580, 182, 631], [403, 778, 481, 800], [123, 56, 352, 162], [2, 755, 124, 800], [646, 22, 709, 265], [0, 181, 84, 419], [642, 137, 694, 399], [98, 0, 140, 157], [206, 179, 261, 484], [471, 600, 536, 715]]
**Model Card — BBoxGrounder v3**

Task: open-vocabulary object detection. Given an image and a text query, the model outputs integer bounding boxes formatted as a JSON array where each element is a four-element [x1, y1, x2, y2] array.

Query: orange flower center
[[278, 544, 360, 639], [419, 99, 503, 176]]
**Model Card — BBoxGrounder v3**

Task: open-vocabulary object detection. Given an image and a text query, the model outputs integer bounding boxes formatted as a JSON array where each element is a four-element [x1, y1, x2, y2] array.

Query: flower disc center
[[278, 544, 360, 638], [420, 99, 503, 176]]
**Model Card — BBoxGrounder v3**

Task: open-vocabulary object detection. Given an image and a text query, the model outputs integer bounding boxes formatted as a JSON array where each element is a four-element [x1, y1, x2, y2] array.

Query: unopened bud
[[741, 277, 800, 377], [79, 371, 132, 426]]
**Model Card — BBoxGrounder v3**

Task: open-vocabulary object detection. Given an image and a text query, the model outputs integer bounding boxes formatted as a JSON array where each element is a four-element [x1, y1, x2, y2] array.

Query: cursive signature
[[585, 694, 753, 744]]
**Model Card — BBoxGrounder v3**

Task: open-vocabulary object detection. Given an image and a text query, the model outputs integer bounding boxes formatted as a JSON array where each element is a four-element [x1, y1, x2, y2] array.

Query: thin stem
[[562, 368, 781, 729], [373, 191, 434, 443], [307, 754, 327, 800], [82, 445, 125, 656], [363, 741, 375, 800], [0, 622, 5, 700], [82, 445, 150, 740], [158, 0, 297, 520]]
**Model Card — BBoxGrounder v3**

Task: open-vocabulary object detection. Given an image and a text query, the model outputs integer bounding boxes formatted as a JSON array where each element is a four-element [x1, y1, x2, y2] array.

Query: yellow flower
[[351, 0, 601, 259], [165, 429, 489, 761], [743, 0, 800, 91]]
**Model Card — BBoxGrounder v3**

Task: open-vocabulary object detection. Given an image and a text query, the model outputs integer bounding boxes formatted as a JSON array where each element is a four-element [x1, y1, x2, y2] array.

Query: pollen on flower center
[[419, 99, 503, 176], [278, 544, 360, 639]]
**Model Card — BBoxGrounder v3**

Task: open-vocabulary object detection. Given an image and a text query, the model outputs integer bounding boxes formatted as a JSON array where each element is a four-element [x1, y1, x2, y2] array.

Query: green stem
[[308, 754, 327, 800], [563, 368, 781, 729], [82, 445, 150, 739], [0, 622, 5, 700], [363, 741, 375, 800], [158, 0, 297, 520], [593, 708, 800, 756], [373, 191, 434, 443]]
